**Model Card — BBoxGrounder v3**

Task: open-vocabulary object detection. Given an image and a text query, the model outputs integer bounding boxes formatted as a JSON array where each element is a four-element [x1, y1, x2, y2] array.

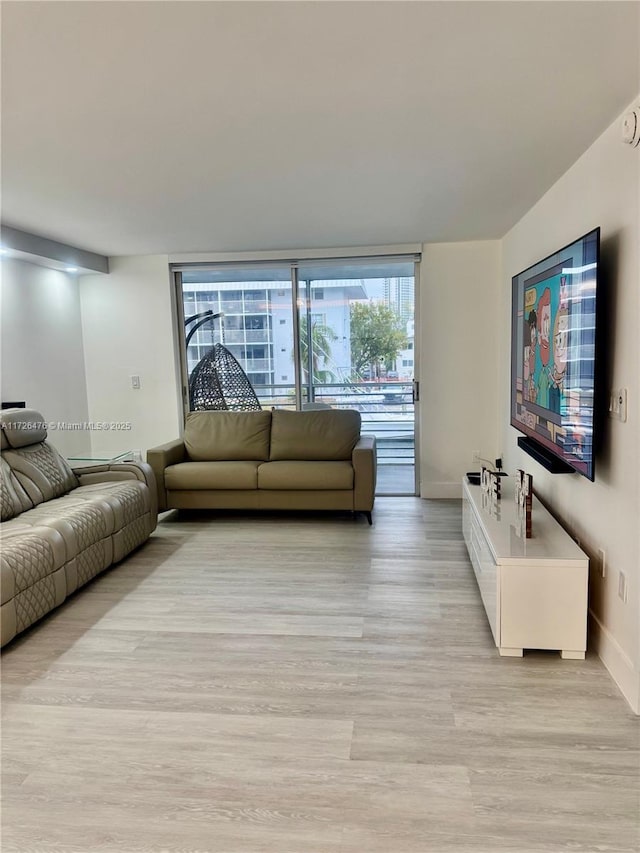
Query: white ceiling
[[1, 1, 638, 257]]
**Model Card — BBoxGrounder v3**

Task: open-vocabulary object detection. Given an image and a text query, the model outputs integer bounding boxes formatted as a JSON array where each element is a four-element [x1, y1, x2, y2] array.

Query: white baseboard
[[420, 482, 461, 499], [589, 610, 639, 715]]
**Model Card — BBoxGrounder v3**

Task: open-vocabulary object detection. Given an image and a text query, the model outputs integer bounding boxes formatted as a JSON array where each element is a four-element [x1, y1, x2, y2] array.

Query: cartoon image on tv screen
[[523, 275, 568, 414], [511, 229, 598, 479]]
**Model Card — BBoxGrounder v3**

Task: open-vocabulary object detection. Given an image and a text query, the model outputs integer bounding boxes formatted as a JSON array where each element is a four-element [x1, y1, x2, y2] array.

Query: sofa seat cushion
[[0, 522, 67, 603], [165, 461, 260, 491], [257, 460, 354, 491], [11, 494, 115, 560], [0, 522, 67, 639], [70, 481, 151, 527], [184, 411, 272, 461], [269, 410, 361, 461]]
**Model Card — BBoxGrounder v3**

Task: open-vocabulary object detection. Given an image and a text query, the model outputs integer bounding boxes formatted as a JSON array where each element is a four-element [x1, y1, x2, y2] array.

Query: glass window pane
[[181, 270, 293, 410]]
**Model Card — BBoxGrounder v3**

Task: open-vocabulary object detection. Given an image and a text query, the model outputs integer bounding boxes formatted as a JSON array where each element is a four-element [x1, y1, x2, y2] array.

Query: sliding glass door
[[297, 261, 416, 495], [174, 255, 419, 495]]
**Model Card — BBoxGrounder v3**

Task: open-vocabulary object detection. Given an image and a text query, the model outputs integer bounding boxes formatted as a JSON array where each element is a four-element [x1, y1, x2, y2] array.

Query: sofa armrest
[[73, 461, 159, 522], [352, 434, 377, 512], [146, 440, 186, 511], [73, 461, 154, 486]]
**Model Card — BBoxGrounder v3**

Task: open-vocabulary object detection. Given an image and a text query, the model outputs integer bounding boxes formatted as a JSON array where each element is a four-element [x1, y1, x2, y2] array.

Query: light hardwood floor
[[2, 499, 639, 852]]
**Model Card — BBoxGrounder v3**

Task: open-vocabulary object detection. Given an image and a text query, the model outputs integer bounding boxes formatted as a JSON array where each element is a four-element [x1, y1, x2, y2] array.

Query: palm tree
[[296, 320, 338, 384]]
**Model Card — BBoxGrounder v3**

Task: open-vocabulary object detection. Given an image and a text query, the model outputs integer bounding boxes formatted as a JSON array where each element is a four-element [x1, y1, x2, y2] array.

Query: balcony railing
[[253, 381, 415, 467]]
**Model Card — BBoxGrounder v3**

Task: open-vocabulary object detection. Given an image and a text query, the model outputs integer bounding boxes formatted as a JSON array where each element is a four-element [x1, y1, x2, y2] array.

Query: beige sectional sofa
[[0, 408, 157, 647], [147, 408, 376, 523]]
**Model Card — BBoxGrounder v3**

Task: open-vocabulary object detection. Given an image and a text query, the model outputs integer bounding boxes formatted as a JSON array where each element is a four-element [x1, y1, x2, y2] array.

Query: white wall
[[0, 258, 90, 456], [418, 241, 501, 498], [79, 255, 182, 457], [500, 99, 640, 713]]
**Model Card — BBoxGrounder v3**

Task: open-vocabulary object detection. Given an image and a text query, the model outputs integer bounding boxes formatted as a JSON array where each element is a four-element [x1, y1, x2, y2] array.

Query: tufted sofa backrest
[[0, 409, 78, 512]]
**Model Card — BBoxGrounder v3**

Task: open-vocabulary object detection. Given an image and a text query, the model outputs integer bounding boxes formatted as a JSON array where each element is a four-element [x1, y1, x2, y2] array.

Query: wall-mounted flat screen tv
[[511, 227, 600, 481]]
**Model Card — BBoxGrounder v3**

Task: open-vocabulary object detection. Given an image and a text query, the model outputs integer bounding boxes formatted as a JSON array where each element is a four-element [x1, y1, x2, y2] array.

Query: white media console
[[462, 477, 589, 658]]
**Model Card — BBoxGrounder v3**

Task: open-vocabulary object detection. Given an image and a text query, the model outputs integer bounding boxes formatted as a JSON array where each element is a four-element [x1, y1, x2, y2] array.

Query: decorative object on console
[[480, 466, 502, 519], [469, 455, 508, 490], [514, 468, 533, 538], [481, 466, 502, 501]]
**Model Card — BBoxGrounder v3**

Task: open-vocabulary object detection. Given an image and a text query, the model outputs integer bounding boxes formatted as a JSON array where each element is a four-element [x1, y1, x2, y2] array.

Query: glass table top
[[66, 451, 137, 466]]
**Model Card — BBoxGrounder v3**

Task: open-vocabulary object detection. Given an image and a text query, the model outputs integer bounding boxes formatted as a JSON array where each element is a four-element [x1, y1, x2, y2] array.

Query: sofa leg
[[365, 511, 372, 526]]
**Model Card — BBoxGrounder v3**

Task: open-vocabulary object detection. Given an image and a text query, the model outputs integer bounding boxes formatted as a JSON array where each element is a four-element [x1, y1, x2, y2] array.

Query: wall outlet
[[609, 388, 627, 422], [618, 570, 628, 603], [597, 548, 606, 579], [131, 374, 141, 390]]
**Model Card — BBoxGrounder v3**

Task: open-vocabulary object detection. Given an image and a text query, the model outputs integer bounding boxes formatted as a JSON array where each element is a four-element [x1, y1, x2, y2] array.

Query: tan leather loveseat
[[0, 408, 157, 647], [147, 409, 376, 523]]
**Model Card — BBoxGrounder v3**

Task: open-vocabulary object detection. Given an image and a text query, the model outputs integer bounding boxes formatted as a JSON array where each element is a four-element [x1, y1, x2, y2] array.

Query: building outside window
[[182, 276, 414, 398]]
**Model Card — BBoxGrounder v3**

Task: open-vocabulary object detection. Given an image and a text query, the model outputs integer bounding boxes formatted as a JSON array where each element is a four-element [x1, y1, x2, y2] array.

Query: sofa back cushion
[[3, 444, 79, 506], [0, 409, 78, 506], [269, 409, 361, 461], [184, 411, 272, 461], [0, 457, 34, 521]]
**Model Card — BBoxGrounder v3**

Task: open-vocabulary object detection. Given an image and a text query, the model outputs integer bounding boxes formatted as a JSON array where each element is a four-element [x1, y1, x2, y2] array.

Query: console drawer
[[464, 489, 498, 642]]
